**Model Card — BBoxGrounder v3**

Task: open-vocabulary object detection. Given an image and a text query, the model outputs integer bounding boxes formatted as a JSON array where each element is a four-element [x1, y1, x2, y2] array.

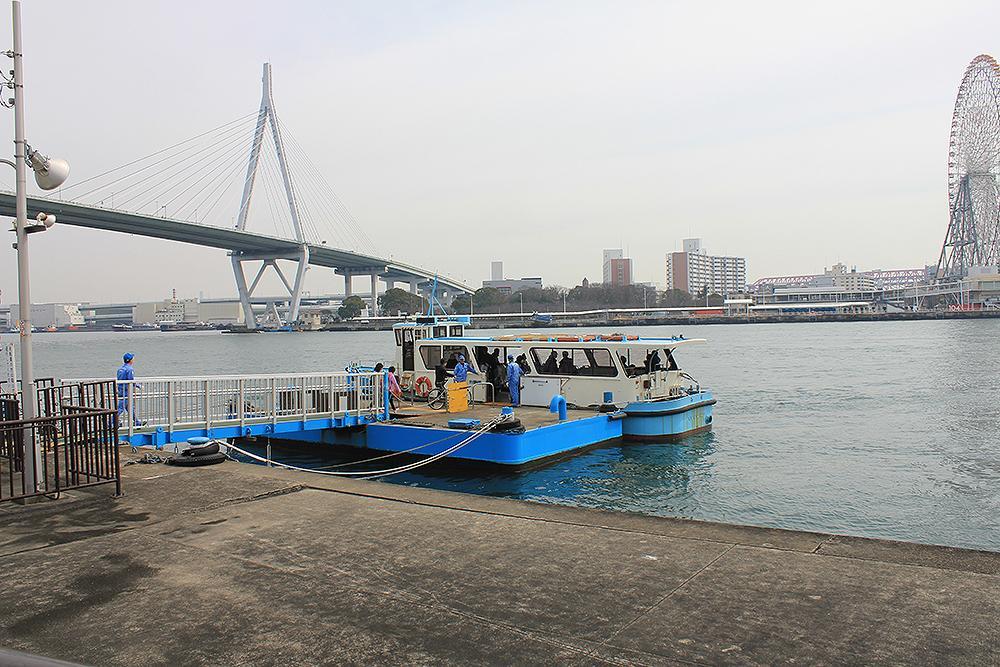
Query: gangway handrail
[[62, 370, 380, 384]]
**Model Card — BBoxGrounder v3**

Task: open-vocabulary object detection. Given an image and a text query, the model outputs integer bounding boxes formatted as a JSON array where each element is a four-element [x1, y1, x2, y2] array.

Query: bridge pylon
[[231, 62, 308, 329]]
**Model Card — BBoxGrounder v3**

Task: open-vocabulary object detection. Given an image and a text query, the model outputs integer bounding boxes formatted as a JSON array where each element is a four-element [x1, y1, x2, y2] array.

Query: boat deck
[[390, 401, 595, 430]]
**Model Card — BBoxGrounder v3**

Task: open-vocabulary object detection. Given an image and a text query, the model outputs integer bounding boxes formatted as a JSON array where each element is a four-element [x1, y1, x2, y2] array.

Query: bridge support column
[[369, 272, 379, 316], [344, 274, 352, 299], [409, 279, 420, 295], [231, 245, 309, 329]]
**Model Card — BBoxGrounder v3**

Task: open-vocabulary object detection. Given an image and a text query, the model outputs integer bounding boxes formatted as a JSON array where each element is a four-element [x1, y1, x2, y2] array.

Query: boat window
[[449, 325, 463, 336], [394, 329, 404, 346], [442, 345, 470, 369], [419, 345, 442, 369], [530, 348, 617, 377], [433, 325, 447, 337]]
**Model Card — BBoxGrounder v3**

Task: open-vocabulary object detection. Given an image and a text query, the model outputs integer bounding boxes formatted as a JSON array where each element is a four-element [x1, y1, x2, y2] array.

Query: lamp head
[[27, 150, 70, 190]]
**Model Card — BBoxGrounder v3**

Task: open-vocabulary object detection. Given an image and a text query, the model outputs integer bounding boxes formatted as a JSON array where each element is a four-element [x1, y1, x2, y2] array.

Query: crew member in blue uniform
[[506, 354, 523, 406], [452, 355, 477, 383], [116, 352, 144, 426]]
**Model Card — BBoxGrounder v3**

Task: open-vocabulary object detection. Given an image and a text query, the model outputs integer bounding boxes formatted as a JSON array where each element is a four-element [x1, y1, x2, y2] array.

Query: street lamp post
[[6, 0, 70, 492]]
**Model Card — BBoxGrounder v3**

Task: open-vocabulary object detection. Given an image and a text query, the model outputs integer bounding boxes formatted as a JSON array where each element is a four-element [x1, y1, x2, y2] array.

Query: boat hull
[[622, 392, 715, 441]]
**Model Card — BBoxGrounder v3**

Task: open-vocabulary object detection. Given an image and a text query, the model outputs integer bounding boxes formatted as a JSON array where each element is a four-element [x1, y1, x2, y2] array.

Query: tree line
[[333, 284, 725, 320]]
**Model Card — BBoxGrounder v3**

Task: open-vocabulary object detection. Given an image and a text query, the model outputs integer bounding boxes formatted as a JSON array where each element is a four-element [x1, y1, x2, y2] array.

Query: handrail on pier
[[63, 371, 389, 441]]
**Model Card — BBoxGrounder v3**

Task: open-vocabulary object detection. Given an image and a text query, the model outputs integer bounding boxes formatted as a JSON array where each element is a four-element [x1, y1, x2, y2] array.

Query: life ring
[[415, 376, 433, 397], [400, 373, 413, 391]]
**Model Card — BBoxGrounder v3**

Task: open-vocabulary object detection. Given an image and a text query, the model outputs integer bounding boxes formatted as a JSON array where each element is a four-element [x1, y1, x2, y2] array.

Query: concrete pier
[[1, 451, 998, 665]]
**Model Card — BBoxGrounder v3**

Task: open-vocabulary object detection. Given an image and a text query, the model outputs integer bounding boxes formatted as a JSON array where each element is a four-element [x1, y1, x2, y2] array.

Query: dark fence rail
[[0, 407, 120, 503]]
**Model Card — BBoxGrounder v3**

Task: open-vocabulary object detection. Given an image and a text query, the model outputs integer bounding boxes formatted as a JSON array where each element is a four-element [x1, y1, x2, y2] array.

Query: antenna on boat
[[426, 275, 448, 317]]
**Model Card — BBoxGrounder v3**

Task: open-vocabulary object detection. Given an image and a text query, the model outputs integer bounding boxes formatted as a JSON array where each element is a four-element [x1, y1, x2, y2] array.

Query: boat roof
[[420, 334, 706, 348]]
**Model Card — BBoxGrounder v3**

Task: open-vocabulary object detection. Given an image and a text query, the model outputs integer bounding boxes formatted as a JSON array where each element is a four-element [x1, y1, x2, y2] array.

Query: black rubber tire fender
[[182, 442, 221, 457], [490, 418, 522, 433], [168, 451, 227, 467]]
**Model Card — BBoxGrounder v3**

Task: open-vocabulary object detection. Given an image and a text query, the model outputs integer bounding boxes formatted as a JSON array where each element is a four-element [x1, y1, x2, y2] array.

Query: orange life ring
[[415, 376, 432, 397]]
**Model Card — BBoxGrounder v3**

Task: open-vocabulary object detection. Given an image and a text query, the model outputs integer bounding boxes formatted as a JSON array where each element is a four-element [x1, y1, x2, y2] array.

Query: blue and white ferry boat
[[364, 316, 717, 468]]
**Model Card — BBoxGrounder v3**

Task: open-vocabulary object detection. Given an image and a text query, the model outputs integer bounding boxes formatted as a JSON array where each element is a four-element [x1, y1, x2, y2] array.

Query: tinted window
[[442, 345, 470, 369], [449, 325, 463, 336], [433, 326, 447, 337], [530, 347, 617, 377], [419, 345, 442, 369]]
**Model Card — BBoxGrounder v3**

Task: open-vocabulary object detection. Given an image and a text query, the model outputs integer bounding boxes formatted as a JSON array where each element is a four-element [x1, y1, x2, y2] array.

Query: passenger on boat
[[645, 351, 662, 373], [434, 359, 449, 388], [558, 351, 577, 375], [452, 355, 477, 382], [386, 365, 402, 399], [506, 354, 523, 406], [542, 351, 559, 374], [516, 354, 530, 375]]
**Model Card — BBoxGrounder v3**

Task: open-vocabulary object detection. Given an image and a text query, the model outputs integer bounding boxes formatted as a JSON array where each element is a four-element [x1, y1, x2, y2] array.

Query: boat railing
[[62, 371, 387, 441]]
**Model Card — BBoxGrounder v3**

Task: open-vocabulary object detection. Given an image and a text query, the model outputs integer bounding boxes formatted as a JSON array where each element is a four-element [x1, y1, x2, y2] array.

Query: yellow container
[[447, 380, 469, 413]]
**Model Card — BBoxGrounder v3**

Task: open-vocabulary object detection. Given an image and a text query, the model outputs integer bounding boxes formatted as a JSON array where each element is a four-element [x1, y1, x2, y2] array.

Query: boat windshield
[[619, 347, 680, 378]]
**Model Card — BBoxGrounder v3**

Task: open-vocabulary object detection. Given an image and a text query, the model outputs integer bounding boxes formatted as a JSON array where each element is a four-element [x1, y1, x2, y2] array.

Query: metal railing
[[0, 407, 120, 503], [64, 371, 388, 439]]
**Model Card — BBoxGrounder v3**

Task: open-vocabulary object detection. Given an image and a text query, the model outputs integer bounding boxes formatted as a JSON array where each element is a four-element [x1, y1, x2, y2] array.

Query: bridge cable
[[67, 116, 258, 203], [54, 112, 257, 196]]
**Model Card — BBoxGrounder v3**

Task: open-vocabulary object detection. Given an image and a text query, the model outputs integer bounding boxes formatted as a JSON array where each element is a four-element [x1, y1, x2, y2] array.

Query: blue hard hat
[[458, 354, 465, 361], [507, 354, 514, 361], [123, 352, 134, 362]]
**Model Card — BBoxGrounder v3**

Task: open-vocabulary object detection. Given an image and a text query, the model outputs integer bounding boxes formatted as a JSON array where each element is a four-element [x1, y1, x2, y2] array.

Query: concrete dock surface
[[1, 450, 998, 666]]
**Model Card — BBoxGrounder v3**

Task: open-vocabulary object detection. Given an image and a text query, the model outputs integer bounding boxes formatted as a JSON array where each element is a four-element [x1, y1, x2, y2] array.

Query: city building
[[133, 296, 244, 325], [665, 238, 746, 296], [602, 249, 623, 284], [482, 260, 542, 294], [6, 303, 86, 329], [609, 257, 633, 287], [482, 277, 543, 295]]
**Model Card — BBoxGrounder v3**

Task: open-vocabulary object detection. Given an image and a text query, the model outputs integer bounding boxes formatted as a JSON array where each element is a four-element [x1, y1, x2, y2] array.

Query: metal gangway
[[63, 371, 389, 449]]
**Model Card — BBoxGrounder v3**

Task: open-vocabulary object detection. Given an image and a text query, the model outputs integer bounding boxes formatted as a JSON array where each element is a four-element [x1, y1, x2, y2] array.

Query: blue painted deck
[[124, 413, 381, 449]]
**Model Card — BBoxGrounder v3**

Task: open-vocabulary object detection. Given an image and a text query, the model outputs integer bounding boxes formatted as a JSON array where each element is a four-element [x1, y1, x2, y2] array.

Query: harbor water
[[8, 319, 1000, 551]]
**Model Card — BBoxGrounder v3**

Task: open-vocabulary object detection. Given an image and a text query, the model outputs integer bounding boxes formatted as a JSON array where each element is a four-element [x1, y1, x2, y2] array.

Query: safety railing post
[[128, 383, 134, 440], [270, 378, 277, 426], [204, 380, 211, 432], [239, 379, 246, 430], [167, 381, 174, 436], [300, 377, 307, 422], [328, 375, 335, 419]]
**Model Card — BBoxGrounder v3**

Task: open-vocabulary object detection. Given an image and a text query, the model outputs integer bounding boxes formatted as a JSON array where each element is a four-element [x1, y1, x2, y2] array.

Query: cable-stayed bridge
[[0, 64, 471, 328]]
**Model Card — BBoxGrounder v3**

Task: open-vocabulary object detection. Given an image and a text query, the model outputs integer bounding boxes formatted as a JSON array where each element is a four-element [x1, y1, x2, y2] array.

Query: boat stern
[[622, 391, 716, 441]]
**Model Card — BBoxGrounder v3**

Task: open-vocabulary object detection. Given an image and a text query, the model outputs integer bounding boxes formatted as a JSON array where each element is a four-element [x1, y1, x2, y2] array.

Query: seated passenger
[[516, 354, 530, 375], [558, 351, 577, 375], [445, 354, 458, 370], [541, 351, 559, 374], [649, 350, 662, 372]]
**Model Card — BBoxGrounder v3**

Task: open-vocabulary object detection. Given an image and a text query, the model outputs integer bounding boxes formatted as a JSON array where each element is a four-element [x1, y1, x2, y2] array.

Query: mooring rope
[[217, 414, 509, 480]]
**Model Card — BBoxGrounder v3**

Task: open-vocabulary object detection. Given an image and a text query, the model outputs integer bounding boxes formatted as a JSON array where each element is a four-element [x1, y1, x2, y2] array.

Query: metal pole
[[12, 0, 40, 491]]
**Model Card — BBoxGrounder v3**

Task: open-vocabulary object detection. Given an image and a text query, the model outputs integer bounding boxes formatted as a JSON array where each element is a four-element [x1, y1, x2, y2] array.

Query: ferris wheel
[[937, 54, 1000, 279]]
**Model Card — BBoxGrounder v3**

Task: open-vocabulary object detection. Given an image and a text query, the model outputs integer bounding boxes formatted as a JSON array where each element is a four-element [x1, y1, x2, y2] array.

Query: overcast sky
[[0, 0, 997, 304]]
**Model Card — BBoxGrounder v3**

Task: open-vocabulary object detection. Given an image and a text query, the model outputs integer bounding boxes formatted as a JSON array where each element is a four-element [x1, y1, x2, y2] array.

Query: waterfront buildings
[[608, 257, 633, 287], [482, 262, 543, 294], [5, 303, 86, 329], [602, 249, 623, 284], [132, 297, 244, 325], [665, 238, 747, 296]]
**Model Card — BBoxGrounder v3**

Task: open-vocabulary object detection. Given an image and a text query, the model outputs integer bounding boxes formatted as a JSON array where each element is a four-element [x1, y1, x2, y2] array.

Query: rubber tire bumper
[[490, 418, 523, 433], [182, 442, 220, 457], [168, 451, 227, 467]]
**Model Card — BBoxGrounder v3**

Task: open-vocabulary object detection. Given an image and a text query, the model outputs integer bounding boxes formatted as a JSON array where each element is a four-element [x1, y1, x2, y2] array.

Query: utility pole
[[11, 0, 40, 490]]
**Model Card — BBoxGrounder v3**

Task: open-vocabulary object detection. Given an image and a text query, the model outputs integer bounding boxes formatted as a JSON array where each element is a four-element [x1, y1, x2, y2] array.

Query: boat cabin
[[393, 318, 704, 408]]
